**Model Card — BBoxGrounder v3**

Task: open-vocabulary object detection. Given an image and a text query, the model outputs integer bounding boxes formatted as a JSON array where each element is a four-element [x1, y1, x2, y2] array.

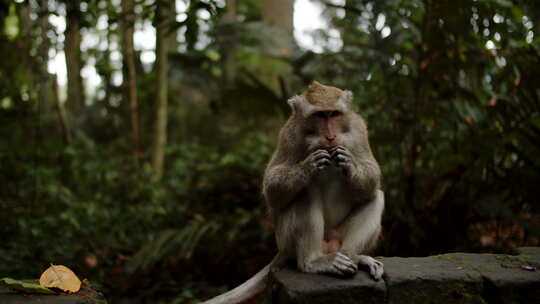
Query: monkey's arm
[[263, 149, 331, 214], [351, 155, 381, 194], [332, 146, 381, 200], [263, 163, 310, 214]]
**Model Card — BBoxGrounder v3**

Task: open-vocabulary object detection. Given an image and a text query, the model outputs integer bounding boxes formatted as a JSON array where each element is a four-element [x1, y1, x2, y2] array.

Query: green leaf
[[0, 278, 56, 294]]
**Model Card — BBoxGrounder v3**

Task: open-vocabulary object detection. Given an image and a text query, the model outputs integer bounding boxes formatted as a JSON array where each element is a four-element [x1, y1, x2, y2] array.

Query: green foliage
[[0, 132, 273, 301], [126, 220, 220, 272], [306, 0, 540, 255]]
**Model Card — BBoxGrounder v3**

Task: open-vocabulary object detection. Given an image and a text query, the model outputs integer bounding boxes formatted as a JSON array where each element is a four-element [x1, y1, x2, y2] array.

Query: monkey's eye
[[305, 128, 317, 135]]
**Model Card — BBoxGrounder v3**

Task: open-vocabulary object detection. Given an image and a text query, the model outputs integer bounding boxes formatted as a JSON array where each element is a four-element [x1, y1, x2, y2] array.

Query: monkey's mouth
[[326, 143, 339, 149], [322, 143, 339, 150], [307, 145, 336, 154]]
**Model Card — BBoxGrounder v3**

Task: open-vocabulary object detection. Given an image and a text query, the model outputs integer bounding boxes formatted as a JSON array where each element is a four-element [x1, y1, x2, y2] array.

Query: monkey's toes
[[332, 253, 358, 275], [368, 260, 384, 280], [357, 255, 384, 280]]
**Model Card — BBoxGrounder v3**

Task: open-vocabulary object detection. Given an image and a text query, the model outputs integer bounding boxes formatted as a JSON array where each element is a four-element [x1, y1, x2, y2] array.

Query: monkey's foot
[[304, 253, 358, 276], [356, 255, 384, 280]]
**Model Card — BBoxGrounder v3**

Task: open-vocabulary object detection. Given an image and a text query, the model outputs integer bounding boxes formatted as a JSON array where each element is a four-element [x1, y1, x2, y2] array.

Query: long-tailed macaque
[[203, 81, 384, 304]]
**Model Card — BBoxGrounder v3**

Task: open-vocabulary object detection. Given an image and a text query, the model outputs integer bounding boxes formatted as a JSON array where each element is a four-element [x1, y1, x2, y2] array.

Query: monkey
[[202, 81, 384, 304]]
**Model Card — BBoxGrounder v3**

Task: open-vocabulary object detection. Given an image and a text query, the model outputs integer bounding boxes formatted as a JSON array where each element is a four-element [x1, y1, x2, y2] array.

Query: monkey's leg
[[277, 200, 358, 276], [322, 239, 342, 254], [338, 190, 385, 280]]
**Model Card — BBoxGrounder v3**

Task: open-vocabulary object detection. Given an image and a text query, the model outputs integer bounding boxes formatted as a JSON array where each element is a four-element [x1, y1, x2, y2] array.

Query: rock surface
[[0, 284, 107, 304], [270, 268, 385, 304], [268, 247, 540, 304]]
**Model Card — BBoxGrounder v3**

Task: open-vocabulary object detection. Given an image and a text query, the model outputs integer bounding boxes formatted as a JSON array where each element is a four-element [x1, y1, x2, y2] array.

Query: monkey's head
[[287, 81, 354, 151]]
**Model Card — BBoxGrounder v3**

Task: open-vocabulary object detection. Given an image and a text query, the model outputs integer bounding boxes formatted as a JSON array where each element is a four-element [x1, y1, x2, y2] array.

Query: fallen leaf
[[39, 264, 81, 293], [1, 277, 56, 294]]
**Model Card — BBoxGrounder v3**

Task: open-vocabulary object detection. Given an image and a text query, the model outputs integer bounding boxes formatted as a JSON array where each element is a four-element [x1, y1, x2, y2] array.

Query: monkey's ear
[[342, 90, 353, 104], [287, 95, 303, 112]]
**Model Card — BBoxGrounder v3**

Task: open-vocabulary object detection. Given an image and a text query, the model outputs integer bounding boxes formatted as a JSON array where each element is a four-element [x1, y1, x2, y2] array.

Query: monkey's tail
[[201, 254, 284, 304]]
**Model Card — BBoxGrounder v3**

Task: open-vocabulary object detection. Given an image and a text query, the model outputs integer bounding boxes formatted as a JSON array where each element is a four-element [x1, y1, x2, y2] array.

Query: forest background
[[0, 0, 539, 303]]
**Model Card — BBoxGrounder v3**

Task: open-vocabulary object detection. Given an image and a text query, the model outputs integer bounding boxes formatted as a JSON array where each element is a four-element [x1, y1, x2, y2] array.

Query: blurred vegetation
[[0, 0, 539, 303]]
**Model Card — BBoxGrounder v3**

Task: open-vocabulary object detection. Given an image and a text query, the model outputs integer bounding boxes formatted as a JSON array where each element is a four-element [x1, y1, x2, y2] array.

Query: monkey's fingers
[[310, 149, 332, 169], [335, 155, 355, 176], [334, 154, 351, 164], [312, 149, 331, 160], [330, 146, 348, 157], [310, 150, 330, 162], [332, 149, 353, 169], [315, 158, 332, 170], [313, 148, 331, 154], [328, 147, 340, 157], [328, 146, 339, 154]]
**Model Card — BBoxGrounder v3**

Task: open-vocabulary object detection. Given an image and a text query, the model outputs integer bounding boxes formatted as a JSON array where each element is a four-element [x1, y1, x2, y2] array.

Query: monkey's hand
[[304, 149, 332, 172], [330, 146, 356, 176]]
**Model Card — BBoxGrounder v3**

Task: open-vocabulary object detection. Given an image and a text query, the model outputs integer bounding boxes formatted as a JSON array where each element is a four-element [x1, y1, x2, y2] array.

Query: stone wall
[[0, 284, 106, 304], [269, 247, 540, 304]]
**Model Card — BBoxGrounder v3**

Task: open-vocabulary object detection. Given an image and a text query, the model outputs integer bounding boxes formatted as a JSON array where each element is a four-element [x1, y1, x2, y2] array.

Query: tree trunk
[[151, 0, 176, 181], [37, 0, 51, 108], [121, 0, 141, 169], [54, 75, 72, 145], [261, 0, 294, 95], [341, 0, 357, 48], [64, 0, 83, 115], [103, 0, 113, 107], [262, 0, 294, 41], [222, 0, 237, 86], [39, 0, 71, 143]]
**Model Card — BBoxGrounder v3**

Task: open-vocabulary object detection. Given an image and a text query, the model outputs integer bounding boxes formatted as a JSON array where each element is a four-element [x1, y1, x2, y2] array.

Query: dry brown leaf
[[39, 264, 81, 293]]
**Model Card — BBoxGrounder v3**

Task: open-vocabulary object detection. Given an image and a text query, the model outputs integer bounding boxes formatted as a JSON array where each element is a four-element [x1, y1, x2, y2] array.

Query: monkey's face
[[287, 81, 354, 152], [303, 109, 349, 151]]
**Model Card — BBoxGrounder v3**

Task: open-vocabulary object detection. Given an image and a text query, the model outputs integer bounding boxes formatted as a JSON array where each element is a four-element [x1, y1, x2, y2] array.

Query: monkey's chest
[[311, 169, 353, 229]]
